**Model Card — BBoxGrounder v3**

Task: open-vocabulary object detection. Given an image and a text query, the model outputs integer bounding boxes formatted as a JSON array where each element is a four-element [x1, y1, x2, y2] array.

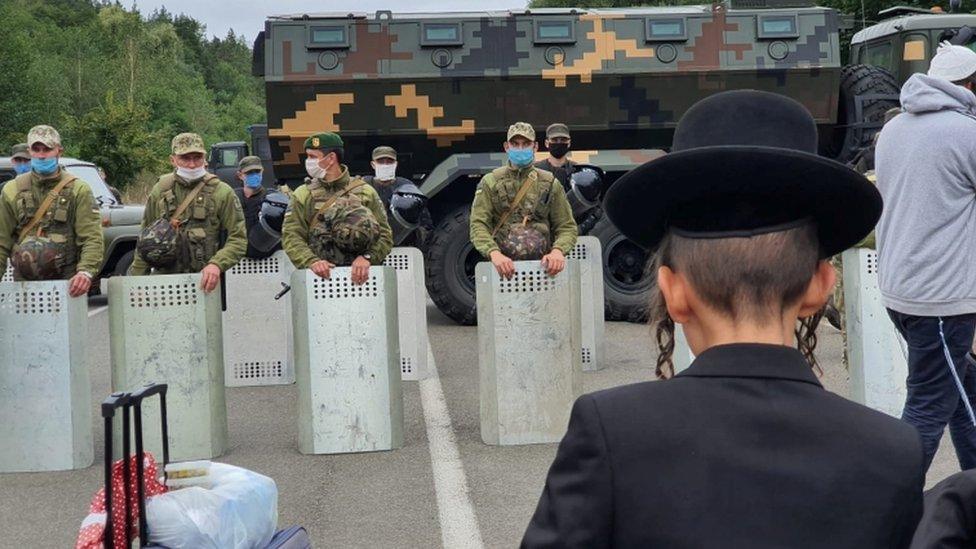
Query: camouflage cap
[[238, 155, 263, 172], [27, 125, 62, 148], [10, 143, 29, 160], [171, 133, 206, 156], [372, 146, 397, 161], [546, 123, 571, 139], [507, 122, 536, 142], [304, 132, 343, 150]]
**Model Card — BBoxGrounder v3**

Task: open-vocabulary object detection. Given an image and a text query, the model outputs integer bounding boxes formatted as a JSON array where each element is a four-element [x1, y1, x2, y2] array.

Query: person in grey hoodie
[[876, 42, 976, 472]]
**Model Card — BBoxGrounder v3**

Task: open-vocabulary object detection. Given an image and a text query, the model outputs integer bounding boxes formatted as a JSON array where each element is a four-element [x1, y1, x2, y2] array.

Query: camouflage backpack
[[307, 181, 380, 265], [136, 218, 180, 268], [491, 168, 553, 261], [11, 236, 70, 281]]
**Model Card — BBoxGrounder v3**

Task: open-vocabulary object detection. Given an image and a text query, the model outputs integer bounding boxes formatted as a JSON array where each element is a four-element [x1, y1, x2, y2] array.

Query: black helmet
[[567, 164, 604, 219], [390, 183, 427, 228], [250, 191, 290, 253]]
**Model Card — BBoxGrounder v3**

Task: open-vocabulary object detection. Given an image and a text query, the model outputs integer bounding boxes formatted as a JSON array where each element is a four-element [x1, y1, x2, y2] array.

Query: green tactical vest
[[489, 166, 556, 244], [14, 173, 80, 276], [305, 177, 378, 265], [156, 174, 221, 273]]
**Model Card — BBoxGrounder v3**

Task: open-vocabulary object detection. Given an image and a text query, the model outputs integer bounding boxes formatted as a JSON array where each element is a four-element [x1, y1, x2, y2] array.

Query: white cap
[[928, 41, 976, 81]]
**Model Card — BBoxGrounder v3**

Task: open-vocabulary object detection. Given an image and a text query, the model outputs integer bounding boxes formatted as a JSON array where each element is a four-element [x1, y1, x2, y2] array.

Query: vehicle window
[[864, 42, 893, 70], [308, 25, 349, 49], [64, 165, 117, 206], [757, 15, 799, 39], [534, 20, 576, 44], [221, 149, 240, 168], [647, 20, 686, 41], [422, 23, 463, 46]]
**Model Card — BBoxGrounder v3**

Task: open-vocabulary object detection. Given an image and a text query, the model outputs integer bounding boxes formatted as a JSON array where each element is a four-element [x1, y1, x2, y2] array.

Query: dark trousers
[[888, 310, 976, 472]]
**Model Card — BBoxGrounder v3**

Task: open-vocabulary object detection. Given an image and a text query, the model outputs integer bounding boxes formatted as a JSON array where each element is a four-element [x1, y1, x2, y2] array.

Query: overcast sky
[[135, 0, 526, 42]]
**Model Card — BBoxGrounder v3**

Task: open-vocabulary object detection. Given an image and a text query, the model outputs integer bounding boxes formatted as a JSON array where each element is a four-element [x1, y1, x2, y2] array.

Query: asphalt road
[[0, 295, 960, 548]]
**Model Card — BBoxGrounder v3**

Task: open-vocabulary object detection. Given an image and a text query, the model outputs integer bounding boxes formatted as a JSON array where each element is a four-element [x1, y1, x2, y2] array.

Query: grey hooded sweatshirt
[[876, 73, 976, 316]]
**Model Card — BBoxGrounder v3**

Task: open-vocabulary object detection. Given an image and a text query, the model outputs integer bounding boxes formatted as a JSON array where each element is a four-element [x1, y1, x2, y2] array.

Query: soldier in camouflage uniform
[[0, 125, 103, 296], [281, 132, 393, 285], [131, 133, 246, 293], [470, 122, 578, 279]]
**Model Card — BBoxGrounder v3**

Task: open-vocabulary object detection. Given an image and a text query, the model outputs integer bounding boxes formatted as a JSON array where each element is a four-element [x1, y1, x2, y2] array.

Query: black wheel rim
[[453, 241, 479, 295], [605, 234, 652, 294]]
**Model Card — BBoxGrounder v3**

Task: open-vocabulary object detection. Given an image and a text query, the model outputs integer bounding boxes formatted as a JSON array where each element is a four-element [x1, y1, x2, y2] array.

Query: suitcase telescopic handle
[[129, 383, 169, 547], [101, 392, 133, 549]]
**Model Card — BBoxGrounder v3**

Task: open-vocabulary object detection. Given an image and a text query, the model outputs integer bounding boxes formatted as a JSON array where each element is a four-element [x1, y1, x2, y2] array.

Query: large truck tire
[[822, 64, 900, 164], [425, 205, 480, 325], [590, 216, 654, 323]]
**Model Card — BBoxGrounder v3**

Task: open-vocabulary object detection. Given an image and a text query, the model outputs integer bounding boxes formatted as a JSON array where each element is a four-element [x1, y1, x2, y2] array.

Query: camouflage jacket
[[0, 169, 104, 279], [281, 166, 393, 268], [469, 164, 578, 258], [130, 172, 246, 275]]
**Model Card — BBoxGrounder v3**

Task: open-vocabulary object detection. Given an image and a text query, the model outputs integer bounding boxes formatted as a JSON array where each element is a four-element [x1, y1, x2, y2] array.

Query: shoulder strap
[[310, 180, 367, 230], [169, 179, 208, 229], [159, 175, 175, 192], [19, 175, 77, 240], [491, 173, 537, 237]]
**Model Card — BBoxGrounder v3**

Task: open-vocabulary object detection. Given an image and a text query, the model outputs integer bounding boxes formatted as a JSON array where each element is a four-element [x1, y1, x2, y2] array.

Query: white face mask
[[374, 163, 397, 181], [176, 166, 207, 181], [305, 157, 326, 180]]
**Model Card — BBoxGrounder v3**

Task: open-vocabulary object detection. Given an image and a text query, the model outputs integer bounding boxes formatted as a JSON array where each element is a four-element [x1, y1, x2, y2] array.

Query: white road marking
[[420, 347, 485, 549], [88, 304, 108, 318]]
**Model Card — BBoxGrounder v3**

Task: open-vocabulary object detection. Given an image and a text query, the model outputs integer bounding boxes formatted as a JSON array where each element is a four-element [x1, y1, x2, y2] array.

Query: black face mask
[[548, 143, 570, 159]]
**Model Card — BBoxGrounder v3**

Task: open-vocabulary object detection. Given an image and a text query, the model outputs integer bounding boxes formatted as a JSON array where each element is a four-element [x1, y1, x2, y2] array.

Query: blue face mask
[[244, 172, 263, 188], [507, 147, 534, 168], [13, 162, 31, 175], [31, 157, 59, 175]]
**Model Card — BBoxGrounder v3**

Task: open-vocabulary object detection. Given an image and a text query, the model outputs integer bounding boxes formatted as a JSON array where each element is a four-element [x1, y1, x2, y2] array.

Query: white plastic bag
[[145, 462, 278, 549]]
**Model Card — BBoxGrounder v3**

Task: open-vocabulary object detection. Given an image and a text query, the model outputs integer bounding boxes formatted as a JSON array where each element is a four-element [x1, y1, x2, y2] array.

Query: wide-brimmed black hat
[[604, 90, 882, 257]]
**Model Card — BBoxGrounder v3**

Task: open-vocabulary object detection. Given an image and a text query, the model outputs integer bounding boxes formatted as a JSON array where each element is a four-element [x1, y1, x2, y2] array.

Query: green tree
[[68, 94, 164, 188]]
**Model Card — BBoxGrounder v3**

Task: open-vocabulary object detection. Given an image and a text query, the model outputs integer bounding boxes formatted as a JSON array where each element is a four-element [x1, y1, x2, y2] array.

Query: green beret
[[238, 155, 263, 172], [304, 132, 343, 150]]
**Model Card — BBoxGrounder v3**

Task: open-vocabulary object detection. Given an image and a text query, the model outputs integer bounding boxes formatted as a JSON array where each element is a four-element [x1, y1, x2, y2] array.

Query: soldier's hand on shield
[[351, 256, 370, 285], [310, 259, 335, 279], [68, 272, 92, 297], [200, 263, 221, 293], [489, 250, 516, 280], [541, 248, 566, 277]]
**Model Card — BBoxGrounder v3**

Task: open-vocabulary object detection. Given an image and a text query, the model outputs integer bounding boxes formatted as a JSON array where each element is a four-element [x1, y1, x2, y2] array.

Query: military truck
[[0, 156, 145, 283], [850, 6, 976, 84], [249, 1, 903, 325]]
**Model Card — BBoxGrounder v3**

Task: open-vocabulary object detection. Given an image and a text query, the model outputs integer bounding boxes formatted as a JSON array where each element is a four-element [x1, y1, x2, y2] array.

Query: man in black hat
[[521, 90, 924, 548]]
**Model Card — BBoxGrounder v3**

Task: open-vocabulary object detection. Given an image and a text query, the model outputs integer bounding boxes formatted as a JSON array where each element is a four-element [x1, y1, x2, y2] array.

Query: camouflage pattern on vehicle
[[253, 2, 888, 324]]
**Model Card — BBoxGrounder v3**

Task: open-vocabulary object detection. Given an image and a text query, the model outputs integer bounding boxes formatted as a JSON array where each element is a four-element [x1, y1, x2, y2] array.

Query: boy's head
[[604, 90, 881, 378], [653, 222, 836, 376]]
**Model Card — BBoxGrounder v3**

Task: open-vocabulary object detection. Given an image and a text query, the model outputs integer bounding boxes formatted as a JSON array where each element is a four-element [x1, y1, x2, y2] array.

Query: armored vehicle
[[250, 1, 899, 325]]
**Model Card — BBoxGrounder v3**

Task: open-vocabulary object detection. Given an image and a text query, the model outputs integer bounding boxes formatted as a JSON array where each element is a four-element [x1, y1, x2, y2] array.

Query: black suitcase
[[100, 383, 311, 549]]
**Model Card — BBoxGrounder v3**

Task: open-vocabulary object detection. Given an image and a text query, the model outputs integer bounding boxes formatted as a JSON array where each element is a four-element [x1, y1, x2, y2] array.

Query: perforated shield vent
[[499, 270, 556, 294], [312, 275, 379, 299], [400, 356, 413, 375], [0, 288, 63, 315], [866, 251, 878, 275], [567, 243, 588, 261], [0, 261, 12, 283], [384, 252, 411, 272], [128, 283, 198, 308], [230, 256, 281, 275], [233, 360, 285, 381]]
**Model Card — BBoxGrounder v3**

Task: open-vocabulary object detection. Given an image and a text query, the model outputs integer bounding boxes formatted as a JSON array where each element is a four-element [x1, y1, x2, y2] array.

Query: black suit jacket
[[522, 344, 925, 549]]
